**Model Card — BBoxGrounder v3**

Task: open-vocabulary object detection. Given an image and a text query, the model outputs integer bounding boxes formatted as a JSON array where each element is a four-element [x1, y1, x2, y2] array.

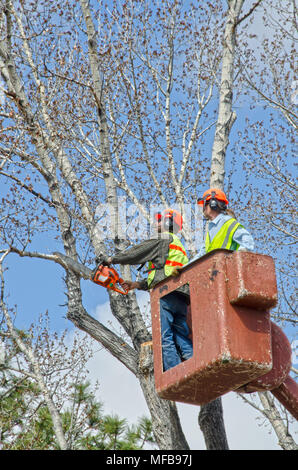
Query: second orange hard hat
[[154, 209, 183, 231], [197, 188, 229, 206]]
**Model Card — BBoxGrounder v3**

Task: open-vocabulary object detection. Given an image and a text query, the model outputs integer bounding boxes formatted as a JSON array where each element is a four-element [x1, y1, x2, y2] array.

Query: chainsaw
[[92, 263, 129, 295], [52, 252, 129, 295]]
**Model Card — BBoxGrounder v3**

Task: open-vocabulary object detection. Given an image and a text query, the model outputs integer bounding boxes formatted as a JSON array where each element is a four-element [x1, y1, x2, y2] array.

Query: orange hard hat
[[154, 209, 183, 231], [163, 209, 183, 231], [197, 188, 229, 206]]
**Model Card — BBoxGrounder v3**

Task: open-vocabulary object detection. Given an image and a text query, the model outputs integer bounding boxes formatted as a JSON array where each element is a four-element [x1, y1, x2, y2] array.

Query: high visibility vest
[[205, 218, 242, 253], [147, 233, 189, 288]]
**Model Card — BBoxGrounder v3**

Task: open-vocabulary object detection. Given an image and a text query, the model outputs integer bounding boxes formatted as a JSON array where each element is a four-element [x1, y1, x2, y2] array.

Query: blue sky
[[1, 0, 297, 450]]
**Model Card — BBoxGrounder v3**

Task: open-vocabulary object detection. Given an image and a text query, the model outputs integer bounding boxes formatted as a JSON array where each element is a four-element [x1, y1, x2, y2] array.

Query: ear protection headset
[[208, 191, 219, 210], [164, 210, 183, 232], [163, 212, 175, 232], [203, 191, 227, 212], [197, 188, 229, 212], [154, 210, 183, 233]]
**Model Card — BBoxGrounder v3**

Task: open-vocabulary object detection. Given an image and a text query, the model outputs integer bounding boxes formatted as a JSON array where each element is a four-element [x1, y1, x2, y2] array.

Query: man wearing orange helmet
[[104, 209, 193, 371], [197, 188, 254, 253]]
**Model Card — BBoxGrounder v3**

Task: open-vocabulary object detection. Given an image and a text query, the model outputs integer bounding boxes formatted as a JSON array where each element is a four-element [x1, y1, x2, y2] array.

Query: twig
[[236, 0, 264, 27], [0, 171, 57, 208]]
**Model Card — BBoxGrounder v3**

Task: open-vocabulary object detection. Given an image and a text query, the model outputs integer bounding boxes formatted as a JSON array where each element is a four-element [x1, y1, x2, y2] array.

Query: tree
[[0, 0, 296, 449], [0, 300, 155, 450]]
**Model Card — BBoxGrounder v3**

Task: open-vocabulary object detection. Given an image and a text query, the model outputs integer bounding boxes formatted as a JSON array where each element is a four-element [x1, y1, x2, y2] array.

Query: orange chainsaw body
[[92, 265, 129, 295]]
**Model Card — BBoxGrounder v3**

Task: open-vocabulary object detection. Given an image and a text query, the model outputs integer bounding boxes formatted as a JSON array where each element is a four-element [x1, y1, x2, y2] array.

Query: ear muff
[[206, 191, 227, 212], [207, 191, 217, 210], [163, 214, 174, 231], [154, 212, 162, 222], [162, 209, 183, 232], [198, 188, 229, 208], [209, 198, 219, 210]]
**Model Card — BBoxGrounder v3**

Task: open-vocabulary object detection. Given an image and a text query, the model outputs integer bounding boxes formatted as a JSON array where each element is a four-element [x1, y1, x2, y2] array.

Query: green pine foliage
[[0, 318, 156, 450], [0, 375, 155, 450]]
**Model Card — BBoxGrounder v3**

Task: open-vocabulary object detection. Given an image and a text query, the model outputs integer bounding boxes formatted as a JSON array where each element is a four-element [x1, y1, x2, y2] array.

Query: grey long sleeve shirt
[[111, 233, 189, 297]]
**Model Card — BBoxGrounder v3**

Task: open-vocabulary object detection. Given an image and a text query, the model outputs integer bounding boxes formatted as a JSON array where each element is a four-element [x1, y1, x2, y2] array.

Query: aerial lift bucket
[[150, 252, 288, 405]]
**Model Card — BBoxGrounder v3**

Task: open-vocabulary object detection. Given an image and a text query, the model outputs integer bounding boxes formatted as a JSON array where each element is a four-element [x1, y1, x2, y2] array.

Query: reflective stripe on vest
[[205, 218, 241, 253], [147, 233, 189, 287]]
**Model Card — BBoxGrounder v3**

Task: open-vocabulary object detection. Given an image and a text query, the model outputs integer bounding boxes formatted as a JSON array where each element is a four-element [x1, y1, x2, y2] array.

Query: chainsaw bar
[[53, 252, 93, 279]]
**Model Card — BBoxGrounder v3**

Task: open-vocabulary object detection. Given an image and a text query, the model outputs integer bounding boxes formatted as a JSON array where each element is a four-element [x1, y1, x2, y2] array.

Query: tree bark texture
[[198, 398, 229, 450], [210, 0, 244, 189], [138, 341, 190, 450], [258, 392, 298, 451]]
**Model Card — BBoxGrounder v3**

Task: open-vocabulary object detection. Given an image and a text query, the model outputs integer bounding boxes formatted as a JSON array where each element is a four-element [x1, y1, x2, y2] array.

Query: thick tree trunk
[[76, 0, 191, 450], [210, 0, 244, 189], [201, 0, 245, 450], [198, 398, 229, 450], [138, 341, 189, 450], [66, 265, 189, 450]]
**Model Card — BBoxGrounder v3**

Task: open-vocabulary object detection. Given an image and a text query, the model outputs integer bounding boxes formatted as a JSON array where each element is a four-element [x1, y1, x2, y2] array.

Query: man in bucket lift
[[104, 209, 193, 372], [196, 188, 254, 255]]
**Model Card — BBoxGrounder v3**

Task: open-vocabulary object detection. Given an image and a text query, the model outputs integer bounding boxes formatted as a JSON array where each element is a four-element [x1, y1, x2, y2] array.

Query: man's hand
[[121, 280, 141, 291]]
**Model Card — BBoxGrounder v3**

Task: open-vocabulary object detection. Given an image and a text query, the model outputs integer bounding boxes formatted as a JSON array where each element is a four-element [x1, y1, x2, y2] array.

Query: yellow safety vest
[[205, 218, 242, 253], [147, 233, 189, 288]]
